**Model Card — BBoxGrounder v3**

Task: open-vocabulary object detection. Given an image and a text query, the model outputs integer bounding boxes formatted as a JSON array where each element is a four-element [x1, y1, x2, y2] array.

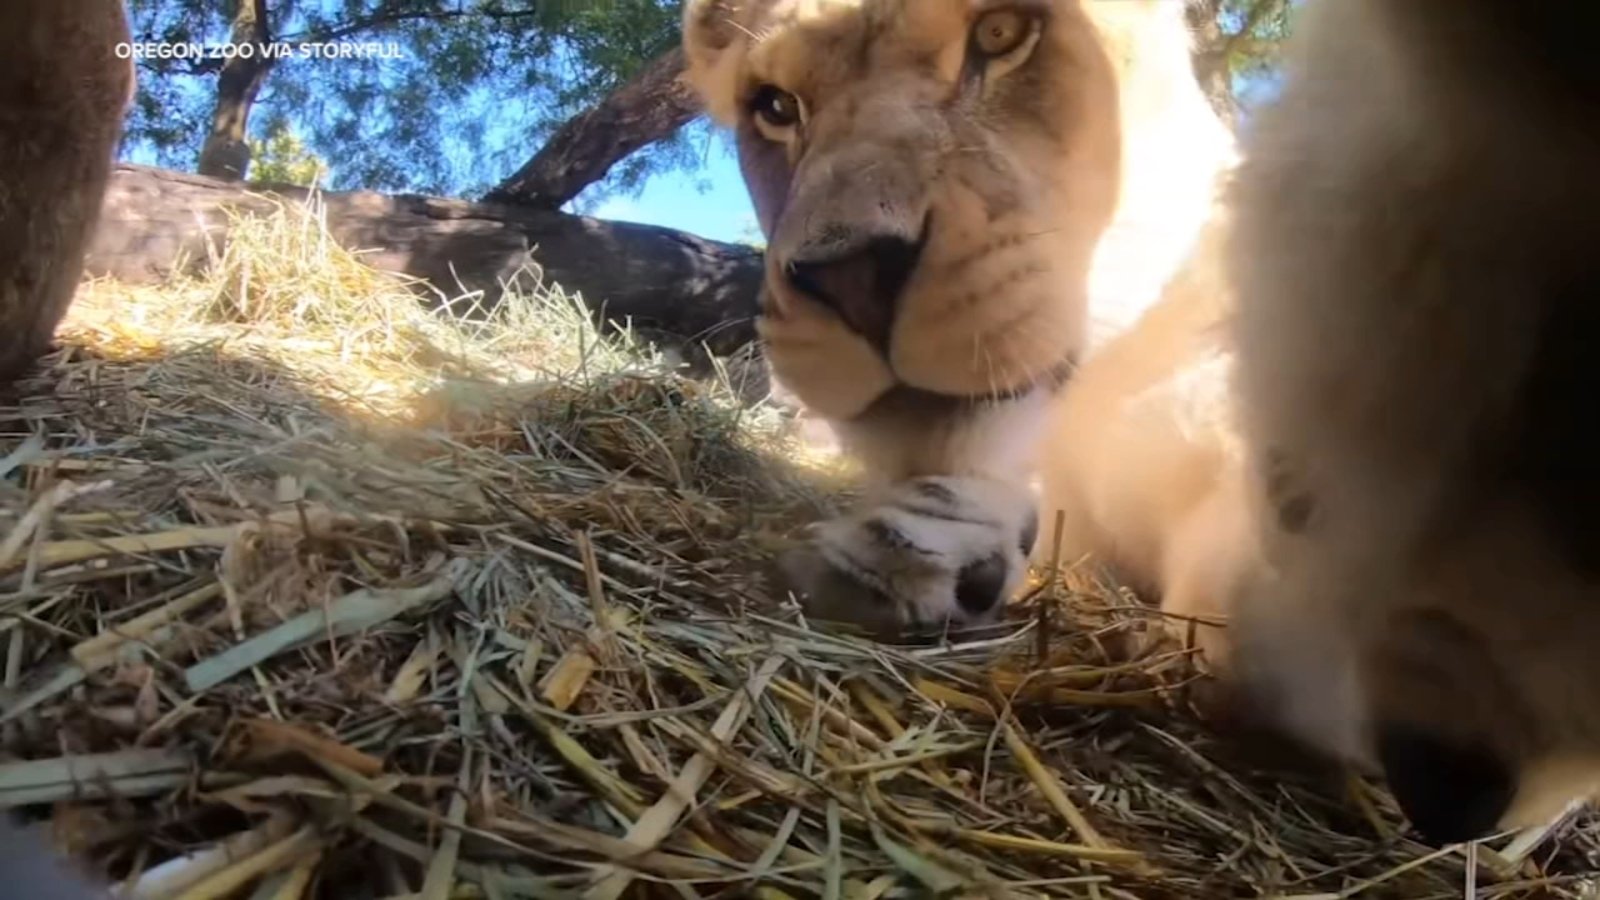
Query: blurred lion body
[[0, 1, 132, 885], [681, 0, 1250, 646], [0, 0, 135, 383], [1226, 0, 1600, 844]]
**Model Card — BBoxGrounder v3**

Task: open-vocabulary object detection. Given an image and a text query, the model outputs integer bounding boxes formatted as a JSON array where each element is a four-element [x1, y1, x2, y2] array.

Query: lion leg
[[0, 0, 135, 384], [1158, 483, 1247, 663]]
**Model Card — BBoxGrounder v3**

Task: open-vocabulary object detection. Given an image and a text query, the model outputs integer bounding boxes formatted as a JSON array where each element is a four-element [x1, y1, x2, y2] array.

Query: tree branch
[[282, 6, 543, 45], [86, 163, 766, 366], [483, 46, 701, 209], [197, 0, 277, 179]]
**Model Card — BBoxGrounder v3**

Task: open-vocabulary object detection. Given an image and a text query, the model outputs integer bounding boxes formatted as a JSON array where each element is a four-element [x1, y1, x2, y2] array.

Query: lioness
[[0, 0, 135, 384], [680, 0, 1244, 643], [1225, 0, 1600, 844], [682, 0, 1600, 848]]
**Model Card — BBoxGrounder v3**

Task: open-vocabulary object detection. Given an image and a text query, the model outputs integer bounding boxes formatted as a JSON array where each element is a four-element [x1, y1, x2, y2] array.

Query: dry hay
[[0, 198, 1596, 900]]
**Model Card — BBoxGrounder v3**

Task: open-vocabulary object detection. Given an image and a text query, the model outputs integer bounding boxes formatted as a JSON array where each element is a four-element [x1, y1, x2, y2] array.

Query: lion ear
[[683, 0, 741, 60], [681, 0, 750, 125]]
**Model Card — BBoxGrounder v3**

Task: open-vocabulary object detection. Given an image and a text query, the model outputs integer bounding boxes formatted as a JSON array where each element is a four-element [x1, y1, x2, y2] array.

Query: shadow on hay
[[0, 334, 837, 884]]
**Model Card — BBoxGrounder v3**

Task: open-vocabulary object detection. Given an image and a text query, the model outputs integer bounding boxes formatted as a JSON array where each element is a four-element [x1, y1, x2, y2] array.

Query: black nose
[[1376, 721, 1515, 845], [955, 552, 1011, 617], [784, 231, 926, 350]]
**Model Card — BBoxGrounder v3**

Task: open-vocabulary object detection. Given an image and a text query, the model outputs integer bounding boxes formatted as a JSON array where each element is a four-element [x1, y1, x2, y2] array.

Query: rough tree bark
[[84, 164, 764, 359], [483, 47, 703, 209], [197, 0, 276, 180]]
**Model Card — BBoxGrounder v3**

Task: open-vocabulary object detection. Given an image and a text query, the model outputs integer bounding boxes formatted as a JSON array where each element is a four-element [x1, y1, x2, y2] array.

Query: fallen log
[[84, 164, 765, 359]]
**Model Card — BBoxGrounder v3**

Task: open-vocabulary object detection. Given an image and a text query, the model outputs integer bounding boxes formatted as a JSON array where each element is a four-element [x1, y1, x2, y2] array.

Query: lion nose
[[784, 232, 926, 350]]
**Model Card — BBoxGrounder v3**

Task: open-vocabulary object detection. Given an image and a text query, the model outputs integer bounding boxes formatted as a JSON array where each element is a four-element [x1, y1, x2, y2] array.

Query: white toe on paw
[[780, 476, 1039, 636]]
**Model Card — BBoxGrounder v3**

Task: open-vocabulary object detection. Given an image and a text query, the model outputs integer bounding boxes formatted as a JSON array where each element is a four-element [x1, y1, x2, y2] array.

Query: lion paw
[[780, 476, 1039, 637]]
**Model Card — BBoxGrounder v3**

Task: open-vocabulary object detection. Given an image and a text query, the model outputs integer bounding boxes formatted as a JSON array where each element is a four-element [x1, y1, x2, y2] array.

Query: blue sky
[[117, 77, 761, 246], [577, 137, 758, 245], [116, 0, 763, 245]]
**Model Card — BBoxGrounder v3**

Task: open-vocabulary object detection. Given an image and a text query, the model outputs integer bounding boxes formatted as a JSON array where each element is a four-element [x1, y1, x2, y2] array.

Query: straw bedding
[[0, 201, 1595, 899]]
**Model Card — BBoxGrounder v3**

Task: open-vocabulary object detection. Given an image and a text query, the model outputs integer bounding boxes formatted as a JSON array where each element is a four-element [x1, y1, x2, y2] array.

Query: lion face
[[683, 0, 1153, 479], [679, 0, 1230, 633]]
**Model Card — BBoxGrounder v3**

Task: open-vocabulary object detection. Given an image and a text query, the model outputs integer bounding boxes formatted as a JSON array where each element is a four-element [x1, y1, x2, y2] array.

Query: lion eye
[[971, 8, 1032, 59], [750, 84, 802, 128]]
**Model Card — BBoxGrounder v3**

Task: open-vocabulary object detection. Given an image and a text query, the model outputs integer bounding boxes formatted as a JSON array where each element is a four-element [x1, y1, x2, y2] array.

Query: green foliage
[[118, 0, 1305, 210], [247, 120, 331, 186], [123, 0, 688, 199], [1214, 0, 1299, 108]]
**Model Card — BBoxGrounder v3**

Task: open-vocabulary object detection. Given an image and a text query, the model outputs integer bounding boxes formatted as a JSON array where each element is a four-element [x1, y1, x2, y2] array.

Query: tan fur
[[0, 0, 135, 383], [0, 4, 165, 891], [1038, 217, 1254, 676], [682, 0, 1242, 635], [1226, 0, 1600, 842]]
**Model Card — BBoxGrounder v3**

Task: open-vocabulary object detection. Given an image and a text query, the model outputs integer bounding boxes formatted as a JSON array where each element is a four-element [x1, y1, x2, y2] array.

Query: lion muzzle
[[783, 220, 929, 352]]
